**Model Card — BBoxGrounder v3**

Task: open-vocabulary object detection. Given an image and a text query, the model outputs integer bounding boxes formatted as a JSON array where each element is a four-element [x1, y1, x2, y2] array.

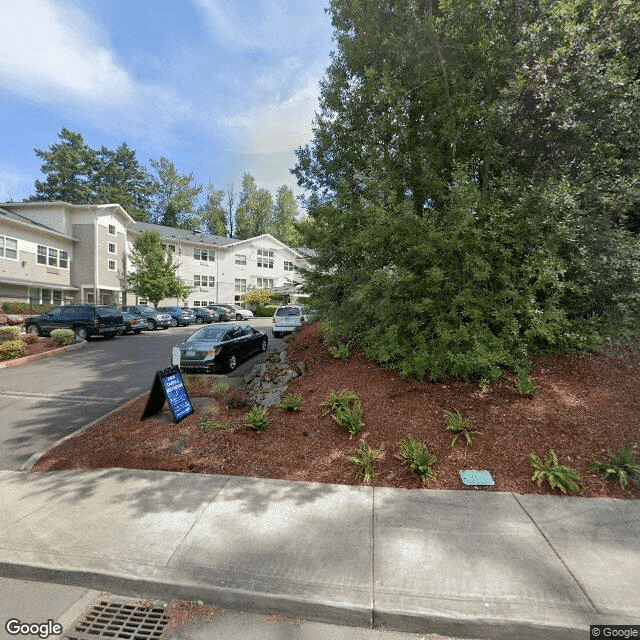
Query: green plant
[[50, 328, 75, 346], [397, 437, 437, 484], [443, 410, 476, 447], [332, 399, 364, 439], [0, 339, 25, 360], [245, 406, 268, 431], [348, 440, 385, 483], [514, 372, 538, 398], [329, 342, 350, 361], [528, 449, 580, 493], [214, 381, 230, 393], [278, 394, 303, 411], [322, 390, 358, 416], [21, 332, 39, 345], [589, 444, 640, 488], [478, 377, 490, 393], [194, 376, 207, 387], [0, 326, 21, 341], [201, 420, 230, 431]]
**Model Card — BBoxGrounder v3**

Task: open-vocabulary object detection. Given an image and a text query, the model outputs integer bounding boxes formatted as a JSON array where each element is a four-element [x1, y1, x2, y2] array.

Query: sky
[[0, 0, 334, 208]]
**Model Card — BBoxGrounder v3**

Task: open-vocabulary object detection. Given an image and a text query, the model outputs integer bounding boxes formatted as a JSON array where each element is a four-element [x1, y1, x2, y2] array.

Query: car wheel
[[227, 353, 237, 371], [170, 318, 178, 327], [26, 324, 40, 336], [236, 313, 242, 321], [134, 330, 143, 335], [272, 331, 280, 338], [260, 337, 268, 351], [103, 333, 116, 340], [75, 327, 88, 341], [196, 317, 204, 324], [147, 319, 157, 331], [116, 329, 124, 336]]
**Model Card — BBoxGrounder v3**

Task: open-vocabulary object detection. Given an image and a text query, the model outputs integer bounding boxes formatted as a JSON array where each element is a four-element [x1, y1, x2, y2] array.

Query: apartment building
[[0, 202, 309, 308]]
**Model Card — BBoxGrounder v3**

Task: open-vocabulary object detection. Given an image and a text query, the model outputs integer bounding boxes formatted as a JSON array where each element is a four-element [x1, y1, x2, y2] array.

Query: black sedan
[[171, 323, 268, 372]]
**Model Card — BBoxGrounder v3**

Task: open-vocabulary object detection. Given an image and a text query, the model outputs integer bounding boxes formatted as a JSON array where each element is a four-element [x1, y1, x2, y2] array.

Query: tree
[[93, 143, 154, 221], [126, 230, 193, 307], [241, 288, 273, 309], [197, 184, 227, 236], [225, 184, 236, 237], [149, 157, 203, 228], [293, 0, 640, 381], [273, 185, 302, 246], [30, 128, 96, 203], [234, 173, 274, 239]]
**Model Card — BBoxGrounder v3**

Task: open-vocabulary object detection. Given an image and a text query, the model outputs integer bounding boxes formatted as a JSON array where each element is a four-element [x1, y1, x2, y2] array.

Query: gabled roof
[[223, 233, 305, 258], [130, 221, 235, 246], [2, 201, 135, 225], [0, 206, 77, 242]]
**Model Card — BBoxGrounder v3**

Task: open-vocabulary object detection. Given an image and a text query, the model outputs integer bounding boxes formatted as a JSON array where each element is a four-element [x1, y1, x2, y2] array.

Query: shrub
[[322, 390, 359, 416], [214, 381, 230, 393], [397, 437, 437, 484], [332, 399, 364, 439], [0, 326, 21, 341], [528, 449, 580, 493], [348, 440, 385, 483], [514, 372, 538, 398], [278, 394, 303, 411], [0, 339, 25, 360], [589, 444, 640, 489], [21, 332, 39, 345], [255, 305, 279, 317], [245, 406, 268, 431], [50, 329, 75, 346], [444, 410, 476, 447], [329, 342, 350, 361]]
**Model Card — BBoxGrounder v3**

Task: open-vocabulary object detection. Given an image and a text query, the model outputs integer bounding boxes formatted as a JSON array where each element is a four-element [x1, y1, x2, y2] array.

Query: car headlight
[[204, 347, 222, 360]]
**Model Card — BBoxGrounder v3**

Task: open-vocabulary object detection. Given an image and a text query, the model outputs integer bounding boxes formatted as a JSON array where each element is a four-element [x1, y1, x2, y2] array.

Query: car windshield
[[96, 306, 120, 315], [185, 327, 228, 343], [138, 306, 155, 313], [276, 307, 301, 317]]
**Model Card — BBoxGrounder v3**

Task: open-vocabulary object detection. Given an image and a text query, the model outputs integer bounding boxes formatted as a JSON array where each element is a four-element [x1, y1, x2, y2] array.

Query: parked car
[[118, 312, 146, 335], [272, 305, 309, 338], [188, 307, 217, 324], [207, 305, 233, 321], [216, 303, 254, 321], [121, 305, 172, 331], [25, 304, 125, 341], [156, 306, 197, 327], [171, 323, 268, 372]]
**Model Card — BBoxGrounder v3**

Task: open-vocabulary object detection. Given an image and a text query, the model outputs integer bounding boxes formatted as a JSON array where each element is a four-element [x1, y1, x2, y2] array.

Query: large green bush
[[255, 305, 279, 317], [50, 328, 75, 346], [0, 339, 25, 360], [0, 326, 21, 342]]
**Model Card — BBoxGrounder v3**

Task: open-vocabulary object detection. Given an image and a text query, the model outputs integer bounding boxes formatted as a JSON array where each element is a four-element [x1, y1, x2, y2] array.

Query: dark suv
[[25, 305, 125, 341], [121, 305, 172, 330]]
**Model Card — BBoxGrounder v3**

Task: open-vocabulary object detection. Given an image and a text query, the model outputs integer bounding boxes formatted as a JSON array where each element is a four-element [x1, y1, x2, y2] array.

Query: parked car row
[[24, 302, 256, 341]]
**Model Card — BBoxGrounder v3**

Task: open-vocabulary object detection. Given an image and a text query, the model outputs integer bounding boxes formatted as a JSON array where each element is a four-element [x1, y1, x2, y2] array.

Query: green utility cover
[[459, 469, 495, 487]]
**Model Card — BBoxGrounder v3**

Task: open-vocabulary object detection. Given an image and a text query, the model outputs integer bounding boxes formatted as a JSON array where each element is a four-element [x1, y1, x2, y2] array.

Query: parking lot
[[0, 317, 282, 470]]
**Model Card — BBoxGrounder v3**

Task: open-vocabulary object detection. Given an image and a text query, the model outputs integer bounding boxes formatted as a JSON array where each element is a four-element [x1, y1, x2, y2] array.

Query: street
[[0, 317, 282, 471]]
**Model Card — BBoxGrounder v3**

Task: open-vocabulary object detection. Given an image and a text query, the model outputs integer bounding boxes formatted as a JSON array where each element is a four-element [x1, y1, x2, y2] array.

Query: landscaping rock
[[5, 314, 23, 325], [246, 347, 304, 407]]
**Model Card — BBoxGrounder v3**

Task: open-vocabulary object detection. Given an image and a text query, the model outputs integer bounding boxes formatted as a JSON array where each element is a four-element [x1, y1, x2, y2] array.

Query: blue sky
[[0, 0, 334, 207]]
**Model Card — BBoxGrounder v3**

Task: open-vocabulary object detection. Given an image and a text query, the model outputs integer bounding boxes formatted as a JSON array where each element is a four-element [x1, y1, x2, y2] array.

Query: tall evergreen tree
[[234, 173, 274, 239], [273, 185, 302, 246], [197, 184, 227, 236]]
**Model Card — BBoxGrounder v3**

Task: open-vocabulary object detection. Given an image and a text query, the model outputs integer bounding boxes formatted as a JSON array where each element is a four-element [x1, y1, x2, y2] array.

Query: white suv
[[272, 305, 308, 338]]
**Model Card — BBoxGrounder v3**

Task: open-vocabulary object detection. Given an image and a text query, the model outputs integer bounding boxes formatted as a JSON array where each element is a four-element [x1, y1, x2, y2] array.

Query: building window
[[108, 242, 116, 254], [0, 235, 18, 260], [194, 249, 215, 261], [161, 244, 176, 253], [235, 278, 247, 294], [194, 275, 214, 287], [284, 260, 295, 272], [257, 249, 274, 268], [256, 277, 274, 288], [108, 224, 116, 235], [108, 259, 116, 271], [235, 254, 246, 266], [37, 244, 69, 268]]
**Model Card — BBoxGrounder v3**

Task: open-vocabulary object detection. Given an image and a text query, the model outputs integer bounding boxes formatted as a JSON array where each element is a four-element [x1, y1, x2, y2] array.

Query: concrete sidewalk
[[0, 468, 638, 640]]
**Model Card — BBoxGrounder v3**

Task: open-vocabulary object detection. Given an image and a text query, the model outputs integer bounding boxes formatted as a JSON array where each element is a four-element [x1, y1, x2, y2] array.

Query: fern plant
[[278, 394, 303, 411], [589, 444, 640, 488], [348, 440, 385, 483], [245, 406, 268, 431], [397, 437, 437, 484], [332, 399, 364, 439], [528, 449, 580, 493], [201, 420, 230, 431], [329, 342, 350, 361], [444, 410, 476, 447], [322, 390, 359, 416], [514, 372, 538, 398]]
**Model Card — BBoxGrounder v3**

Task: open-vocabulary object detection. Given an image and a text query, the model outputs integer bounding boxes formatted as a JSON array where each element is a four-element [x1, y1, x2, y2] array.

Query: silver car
[[272, 305, 308, 338]]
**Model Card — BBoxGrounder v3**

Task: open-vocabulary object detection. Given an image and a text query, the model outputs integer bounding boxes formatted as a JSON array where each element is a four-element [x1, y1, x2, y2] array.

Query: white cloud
[[0, 167, 32, 203], [0, 0, 190, 138]]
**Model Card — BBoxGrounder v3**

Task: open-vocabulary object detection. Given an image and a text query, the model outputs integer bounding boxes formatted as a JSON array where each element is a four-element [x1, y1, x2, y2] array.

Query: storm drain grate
[[62, 600, 168, 640]]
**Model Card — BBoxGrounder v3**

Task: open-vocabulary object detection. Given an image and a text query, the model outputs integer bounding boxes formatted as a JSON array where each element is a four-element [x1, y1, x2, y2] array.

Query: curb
[[21, 393, 148, 472], [0, 340, 87, 369]]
